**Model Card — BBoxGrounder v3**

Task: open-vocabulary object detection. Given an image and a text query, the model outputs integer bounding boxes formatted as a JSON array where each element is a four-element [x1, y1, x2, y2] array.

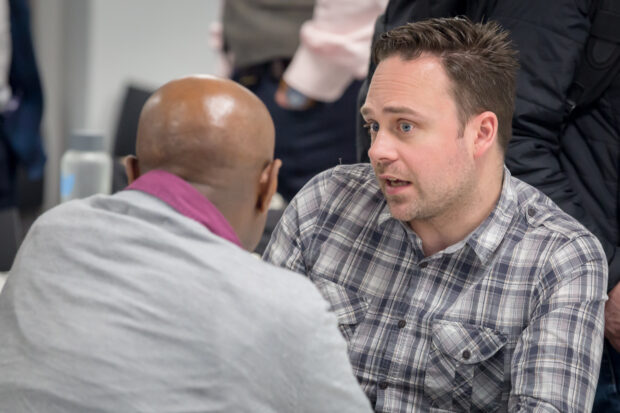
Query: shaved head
[[130, 75, 280, 250], [137, 75, 274, 184]]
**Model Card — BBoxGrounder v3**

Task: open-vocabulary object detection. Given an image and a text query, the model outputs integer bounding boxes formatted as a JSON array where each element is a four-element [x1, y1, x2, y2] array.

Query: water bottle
[[60, 132, 112, 203]]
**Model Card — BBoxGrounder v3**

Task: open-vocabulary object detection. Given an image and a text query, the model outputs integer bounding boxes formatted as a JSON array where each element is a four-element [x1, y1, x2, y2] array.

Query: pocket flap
[[314, 278, 368, 326], [432, 320, 507, 365]]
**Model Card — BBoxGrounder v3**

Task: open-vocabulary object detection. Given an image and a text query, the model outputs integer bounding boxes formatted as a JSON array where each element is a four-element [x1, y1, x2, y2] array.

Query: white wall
[[32, 0, 222, 208], [30, 0, 65, 210]]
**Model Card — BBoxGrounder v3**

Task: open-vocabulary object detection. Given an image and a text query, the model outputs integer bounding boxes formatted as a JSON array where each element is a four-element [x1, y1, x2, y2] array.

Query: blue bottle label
[[60, 173, 75, 198]]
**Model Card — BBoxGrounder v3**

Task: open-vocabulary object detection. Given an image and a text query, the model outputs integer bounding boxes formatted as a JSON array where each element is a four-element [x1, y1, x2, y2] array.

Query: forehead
[[362, 55, 454, 118]]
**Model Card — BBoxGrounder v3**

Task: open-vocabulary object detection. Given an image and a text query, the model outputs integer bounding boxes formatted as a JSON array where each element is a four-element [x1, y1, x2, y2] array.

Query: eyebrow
[[360, 106, 372, 118], [383, 105, 420, 116], [360, 105, 421, 118]]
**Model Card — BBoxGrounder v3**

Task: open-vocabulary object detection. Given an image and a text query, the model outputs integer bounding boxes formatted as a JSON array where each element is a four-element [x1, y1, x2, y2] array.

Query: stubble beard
[[383, 163, 477, 225], [385, 188, 435, 223]]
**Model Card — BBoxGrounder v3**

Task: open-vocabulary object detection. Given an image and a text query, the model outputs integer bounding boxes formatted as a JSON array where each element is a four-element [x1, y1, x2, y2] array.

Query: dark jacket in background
[[0, 0, 45, 208]]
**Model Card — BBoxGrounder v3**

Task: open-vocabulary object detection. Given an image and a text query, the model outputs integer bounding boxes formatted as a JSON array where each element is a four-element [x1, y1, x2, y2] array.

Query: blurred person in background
[[0, 0, 45, 271], [216, 0, 387, 203], [0, 0, 45, 209]]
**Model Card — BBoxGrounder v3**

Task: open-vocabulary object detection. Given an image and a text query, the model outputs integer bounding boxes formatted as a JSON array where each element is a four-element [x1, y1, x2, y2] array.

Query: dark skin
[[124, 75, 281, 251]]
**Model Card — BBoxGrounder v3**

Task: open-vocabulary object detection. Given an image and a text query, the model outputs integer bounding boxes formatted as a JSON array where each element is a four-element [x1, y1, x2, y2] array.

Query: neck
[[411, 167, 504, 257], [191, 182, 252, 251]]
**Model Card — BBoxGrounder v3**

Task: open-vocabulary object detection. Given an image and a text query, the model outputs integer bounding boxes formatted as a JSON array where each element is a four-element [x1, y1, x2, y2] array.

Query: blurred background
[[0, 0, 222, 273], [33, 0, 221, 210], [1, 0, 387, 275]]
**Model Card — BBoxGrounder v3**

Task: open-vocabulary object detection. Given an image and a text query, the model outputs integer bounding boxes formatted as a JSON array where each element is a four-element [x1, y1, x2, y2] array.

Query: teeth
[[386, 178, 408, 187]]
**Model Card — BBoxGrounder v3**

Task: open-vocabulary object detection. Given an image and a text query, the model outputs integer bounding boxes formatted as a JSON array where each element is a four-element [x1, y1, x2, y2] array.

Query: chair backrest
[[0, 207, 22, 271], [113, 85, 153, 158], [111, 85, 153, 193]]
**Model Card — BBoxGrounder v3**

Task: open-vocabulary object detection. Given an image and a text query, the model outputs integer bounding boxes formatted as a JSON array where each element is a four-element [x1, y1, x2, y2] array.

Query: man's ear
[[123, 155, 141, 185], [256, 159, 281, 213], [471, 111, 498, 159]]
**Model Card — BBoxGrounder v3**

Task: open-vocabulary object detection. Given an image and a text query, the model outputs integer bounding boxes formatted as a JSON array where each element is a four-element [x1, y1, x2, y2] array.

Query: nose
[[368, 130, 397, 165]]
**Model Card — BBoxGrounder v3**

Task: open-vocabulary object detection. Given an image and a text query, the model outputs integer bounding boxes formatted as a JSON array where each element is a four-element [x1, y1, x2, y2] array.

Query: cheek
[[404, 149, 459, 189], [401, 147, 437, 171]]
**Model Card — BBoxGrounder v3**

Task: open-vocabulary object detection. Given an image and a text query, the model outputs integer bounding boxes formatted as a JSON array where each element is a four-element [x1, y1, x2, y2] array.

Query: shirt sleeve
[[262, 169, 333, 274], [262, 195, 307, 275], [283, 0, 387, 102], [508, 235, 608, 412]]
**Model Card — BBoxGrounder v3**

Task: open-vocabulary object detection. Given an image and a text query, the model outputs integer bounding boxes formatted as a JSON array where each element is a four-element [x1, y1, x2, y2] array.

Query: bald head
[[129, 75, 280, 251], [136, 75, 274, 183]]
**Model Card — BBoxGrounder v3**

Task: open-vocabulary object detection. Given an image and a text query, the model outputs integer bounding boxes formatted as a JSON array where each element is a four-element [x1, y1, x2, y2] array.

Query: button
[[462, 350, 471, 360], [398, 320, 406, 329], [378, 381, 388, 390], [419, 262, 428, 268], [527, 207, 536, 217]]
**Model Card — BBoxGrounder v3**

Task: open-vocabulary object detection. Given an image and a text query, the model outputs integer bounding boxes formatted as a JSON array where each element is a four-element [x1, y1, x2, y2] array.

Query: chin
[[387, 203, 415, 223], [383, 194, 412, 217]]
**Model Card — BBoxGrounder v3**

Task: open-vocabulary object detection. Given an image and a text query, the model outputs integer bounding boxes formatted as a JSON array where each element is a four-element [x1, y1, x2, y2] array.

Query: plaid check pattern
[[264, 164, 608, 413]]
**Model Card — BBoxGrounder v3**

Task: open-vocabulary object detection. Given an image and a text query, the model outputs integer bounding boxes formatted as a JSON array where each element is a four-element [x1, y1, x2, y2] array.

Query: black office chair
[[0, 207, 22, 271], [111, 85, 153, 193]]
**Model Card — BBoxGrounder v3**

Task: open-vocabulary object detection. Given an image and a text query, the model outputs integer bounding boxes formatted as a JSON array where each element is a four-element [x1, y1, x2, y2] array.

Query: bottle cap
[[69, 131, 105, 151]]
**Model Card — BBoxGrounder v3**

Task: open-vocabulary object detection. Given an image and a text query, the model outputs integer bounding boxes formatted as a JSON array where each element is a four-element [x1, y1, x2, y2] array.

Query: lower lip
[[384, 181, 411, 195]]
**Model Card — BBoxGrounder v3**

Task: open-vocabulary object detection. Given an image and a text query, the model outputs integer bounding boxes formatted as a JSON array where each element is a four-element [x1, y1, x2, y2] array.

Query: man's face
[[362, 55, 477, 226]]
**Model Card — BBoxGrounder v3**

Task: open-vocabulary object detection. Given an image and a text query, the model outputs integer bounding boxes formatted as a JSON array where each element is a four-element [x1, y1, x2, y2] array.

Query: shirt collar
[[376, 166, 517, 263], [126, 170, 242, 248], [462, 167, 517, 263]]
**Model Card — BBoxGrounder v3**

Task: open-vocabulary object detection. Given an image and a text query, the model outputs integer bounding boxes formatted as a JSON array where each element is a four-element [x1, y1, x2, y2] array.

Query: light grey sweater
[[0, 190, 371, 412]]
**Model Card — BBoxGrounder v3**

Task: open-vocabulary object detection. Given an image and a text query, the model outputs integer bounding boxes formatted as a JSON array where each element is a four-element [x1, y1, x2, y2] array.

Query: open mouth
[[386, 177, 410, 187]]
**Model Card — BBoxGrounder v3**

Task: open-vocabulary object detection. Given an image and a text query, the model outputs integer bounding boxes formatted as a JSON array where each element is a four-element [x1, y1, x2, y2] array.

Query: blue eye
[[399, 123, 413, 132], [364, 122, 379, 133]]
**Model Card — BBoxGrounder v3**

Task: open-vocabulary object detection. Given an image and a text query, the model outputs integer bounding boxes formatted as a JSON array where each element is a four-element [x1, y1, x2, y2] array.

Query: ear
[[256, 159, 281, 214], [471, 111, 498, 159], [123, 155, 141, 184]]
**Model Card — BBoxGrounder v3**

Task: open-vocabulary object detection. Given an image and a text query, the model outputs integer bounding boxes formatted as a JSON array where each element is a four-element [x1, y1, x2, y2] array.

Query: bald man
[[0, 76, 372, 412]]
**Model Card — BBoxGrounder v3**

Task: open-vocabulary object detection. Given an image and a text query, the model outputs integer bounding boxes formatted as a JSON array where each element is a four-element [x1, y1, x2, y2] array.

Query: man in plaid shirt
[[264, 17, 609, 412]]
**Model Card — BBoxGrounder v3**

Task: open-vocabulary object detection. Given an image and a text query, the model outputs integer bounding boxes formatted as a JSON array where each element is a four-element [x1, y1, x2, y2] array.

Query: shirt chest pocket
[[313, 278, 368, 341], [424, 320, 508, 413]]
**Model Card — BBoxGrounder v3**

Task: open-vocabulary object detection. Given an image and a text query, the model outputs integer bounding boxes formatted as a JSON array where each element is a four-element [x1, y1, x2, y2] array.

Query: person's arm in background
[[4, 0, 45, 180], [0, 0, 11, 110], [275, 0, 387, 109], [208, 20, 231, 79]]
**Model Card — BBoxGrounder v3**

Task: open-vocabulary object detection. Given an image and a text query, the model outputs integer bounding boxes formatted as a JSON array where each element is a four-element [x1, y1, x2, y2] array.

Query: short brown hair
[[372, 17, 519, 151]]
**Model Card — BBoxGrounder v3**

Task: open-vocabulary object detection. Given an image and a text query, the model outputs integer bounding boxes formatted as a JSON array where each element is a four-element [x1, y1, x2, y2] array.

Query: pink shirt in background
[[212, 0, 388, 102], [284, 0, 388, 102]]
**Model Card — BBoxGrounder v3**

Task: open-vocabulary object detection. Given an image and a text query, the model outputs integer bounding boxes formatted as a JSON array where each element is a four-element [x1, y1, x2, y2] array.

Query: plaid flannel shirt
[[263, 164, 608, 413]]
